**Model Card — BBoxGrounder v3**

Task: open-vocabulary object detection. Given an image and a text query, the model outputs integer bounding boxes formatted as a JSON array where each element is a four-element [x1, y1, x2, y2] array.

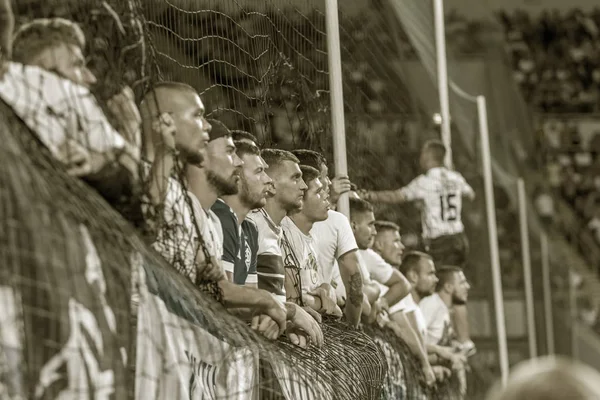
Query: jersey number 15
[[439, 193, 457, 221]]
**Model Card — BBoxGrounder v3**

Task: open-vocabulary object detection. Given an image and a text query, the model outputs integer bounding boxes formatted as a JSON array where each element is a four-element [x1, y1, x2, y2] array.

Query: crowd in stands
[[499, 8, 600, 113]]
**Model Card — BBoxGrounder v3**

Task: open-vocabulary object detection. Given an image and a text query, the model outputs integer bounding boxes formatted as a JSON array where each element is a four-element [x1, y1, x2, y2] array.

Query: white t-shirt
[[390, 294, 427, 338], [248, 209, 286, 303], [358, 249, 395, 285], [189, 193, 224, 261], [281, 217, 322, 293], [0, 62, 126, 161], [419, 293, 453, 346], [401, 167, 474, 239], [310, 210, 358, 284]]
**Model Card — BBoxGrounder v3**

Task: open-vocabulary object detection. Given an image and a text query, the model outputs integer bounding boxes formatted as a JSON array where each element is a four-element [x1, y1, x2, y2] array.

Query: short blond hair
[[13, 18, 85, 63]]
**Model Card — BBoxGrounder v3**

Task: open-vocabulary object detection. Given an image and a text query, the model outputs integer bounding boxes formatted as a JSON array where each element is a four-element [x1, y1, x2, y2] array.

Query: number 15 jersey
[[400, 167, 474, 240]]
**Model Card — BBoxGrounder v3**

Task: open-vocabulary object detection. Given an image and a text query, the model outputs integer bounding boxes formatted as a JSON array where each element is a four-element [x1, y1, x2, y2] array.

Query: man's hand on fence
[[367, 297, 388, 325], [432, 365, 451, 382], [309, 284, 342, 318], [251, 314, 281, 340], [422, 364, 436, 387], [302, 306, 322, 323], [258, 296, 287, 337], [286, 303, 324, 348]]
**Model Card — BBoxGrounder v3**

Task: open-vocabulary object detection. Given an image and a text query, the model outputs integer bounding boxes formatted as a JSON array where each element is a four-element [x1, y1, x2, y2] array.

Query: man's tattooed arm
[[338, 250, 364, 328]]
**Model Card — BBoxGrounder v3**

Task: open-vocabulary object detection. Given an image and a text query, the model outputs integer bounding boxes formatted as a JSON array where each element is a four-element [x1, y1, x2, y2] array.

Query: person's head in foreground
[[205, 119, 243, 196], [350, 197, 376, 250], [261, 149, 307, 213], [292, 165, 329, 223], [419, 139, 446, 172], [139, 82, 211, 166], [400, 251, 438, 298], [486, 356, 600, 400], [13, 17, 96, 87], [436, 266, 470, 305], [233, 140, 272, 209], [372, 221, 405, 265]]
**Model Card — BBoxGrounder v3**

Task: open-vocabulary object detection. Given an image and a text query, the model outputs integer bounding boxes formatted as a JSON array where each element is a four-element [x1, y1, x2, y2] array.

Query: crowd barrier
[[0, 99, 466, 398]]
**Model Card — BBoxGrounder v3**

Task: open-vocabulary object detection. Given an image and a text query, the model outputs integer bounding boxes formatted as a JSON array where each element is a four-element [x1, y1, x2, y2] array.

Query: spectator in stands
[[347, 197, 400, 322], [0, 18, 140, 212], [372, 221, 404, 267], [292, 149, 363, 327], [212, 140, 268, 286], [186, 119, 243, 271], [187, 120, 322, 344], [138, 83, 290, 340], [399, 253, 463, 377], [361, 139, 475, 353], [358, 221, 411, 313], [248, 149, 307, 304], [281, 165, 341, 317], [486, 356, 600, 400], [12, 18, 141, 151], [358, 220, 437, 385]]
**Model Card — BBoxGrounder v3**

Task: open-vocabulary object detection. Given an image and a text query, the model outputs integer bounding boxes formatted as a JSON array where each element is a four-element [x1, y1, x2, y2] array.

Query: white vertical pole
[[325, 0, 349, 217], [433, 0, 452, 168], [477, 95, 509, 385], [540, 231, 555, 355], [569, 270, 579, 360], [517, 178, 537, 359]]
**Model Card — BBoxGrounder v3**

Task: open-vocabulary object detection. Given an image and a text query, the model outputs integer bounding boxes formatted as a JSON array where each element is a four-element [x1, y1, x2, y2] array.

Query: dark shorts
[[424, 232, 469, 268]]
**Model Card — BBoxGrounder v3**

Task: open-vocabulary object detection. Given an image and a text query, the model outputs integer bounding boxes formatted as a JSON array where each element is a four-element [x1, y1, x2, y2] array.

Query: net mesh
[[1, 0, 468, 398]]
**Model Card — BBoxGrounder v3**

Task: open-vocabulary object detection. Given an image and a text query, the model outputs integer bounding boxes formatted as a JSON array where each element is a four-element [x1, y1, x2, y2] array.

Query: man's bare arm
[[217, 280, 286, 335], [362, 189, 406, 204], [338, 250, 363, 327], [388, 312, 435, 386], [382, 270, 411, 308]]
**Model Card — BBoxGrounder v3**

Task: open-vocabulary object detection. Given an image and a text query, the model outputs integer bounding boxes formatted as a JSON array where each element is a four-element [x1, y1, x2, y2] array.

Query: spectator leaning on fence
[[421, 265, 470, 394], [1, 20, 146, 229], [138, 83, 288, 339], [292, 149, 364, 328], [13, 17, 142, 153], [361, 139, 475, 354], [186, 119, 242, 277], [281, 164, 342, 318], [400, 251, 456, 383], [211, 141, 323, 348], [248, 149, 307, 304], [212, 140, 269, 287]]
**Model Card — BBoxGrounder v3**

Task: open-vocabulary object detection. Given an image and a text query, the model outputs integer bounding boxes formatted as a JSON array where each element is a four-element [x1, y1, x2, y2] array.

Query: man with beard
[[248, 149, 307, 305], [212, 140, 271, 286], [417, 264, 469, 389], [187, 119, 243, 267], [139, 85, 287, 338], [281, 165, 341, 317]]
